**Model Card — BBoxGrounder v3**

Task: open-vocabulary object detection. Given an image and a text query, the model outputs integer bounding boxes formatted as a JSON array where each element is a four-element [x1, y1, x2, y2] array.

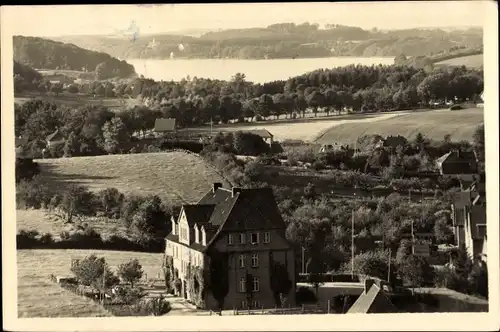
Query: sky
[[4, 2, 488, 37]]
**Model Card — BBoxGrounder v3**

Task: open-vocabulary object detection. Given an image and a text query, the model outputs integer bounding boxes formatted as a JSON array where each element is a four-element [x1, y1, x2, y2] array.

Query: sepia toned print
[[1, 2, 499, 331]]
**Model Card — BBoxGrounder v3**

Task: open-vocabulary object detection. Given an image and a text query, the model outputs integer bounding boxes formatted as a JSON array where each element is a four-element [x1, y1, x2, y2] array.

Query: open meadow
[[16, 209, 129, 239], [14, 93, 126, 110], [314, 108, 484, 145], [17, 249, 164, 317], [34, 151, 229, 206], [434, 54, 484, 68], [185, 111, 406, 142]]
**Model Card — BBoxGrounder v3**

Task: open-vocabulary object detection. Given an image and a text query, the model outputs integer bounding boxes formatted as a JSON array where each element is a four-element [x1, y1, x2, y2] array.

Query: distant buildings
[[435, 150, 478, 180], [164, 183, 296, 310], [154, 118, 177, 136], [241, 129, 274, 146], [450, 179, 487, 262]]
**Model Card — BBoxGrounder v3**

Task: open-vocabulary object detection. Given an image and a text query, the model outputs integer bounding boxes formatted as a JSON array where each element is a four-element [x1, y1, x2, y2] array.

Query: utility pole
[[301, 247, 306, 275], [351, 210, 355, 278]]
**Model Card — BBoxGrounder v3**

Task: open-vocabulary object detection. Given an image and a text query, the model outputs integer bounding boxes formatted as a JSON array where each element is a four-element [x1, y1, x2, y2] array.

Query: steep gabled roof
[[243, 129, 273, 139], [182, 204, 216, 227], [154, 118, 176, 132]]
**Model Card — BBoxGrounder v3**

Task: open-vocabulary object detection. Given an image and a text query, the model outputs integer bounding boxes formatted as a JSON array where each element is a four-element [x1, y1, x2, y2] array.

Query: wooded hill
[[52, 24, 483, 61], [13, 36, 136, 79]]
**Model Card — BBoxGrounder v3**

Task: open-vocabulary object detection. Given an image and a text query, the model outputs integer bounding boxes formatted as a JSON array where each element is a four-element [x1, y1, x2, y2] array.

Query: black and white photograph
[[1, 2, 498, 331]]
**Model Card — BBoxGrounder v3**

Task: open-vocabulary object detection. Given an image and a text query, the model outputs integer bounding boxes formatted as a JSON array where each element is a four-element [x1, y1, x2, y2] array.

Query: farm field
[[184, 111, 407, 142], [434, 54, 484, 68], [17, 249, 163, 317], [314, 108, 484, 145], [14, 93, 127, 110], [34, 151, 229, 206], [16, 209, 129, 239]]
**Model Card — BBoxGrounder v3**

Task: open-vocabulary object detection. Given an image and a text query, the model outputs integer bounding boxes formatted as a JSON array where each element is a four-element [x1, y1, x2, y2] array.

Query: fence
[[233, 303, 332, 315]]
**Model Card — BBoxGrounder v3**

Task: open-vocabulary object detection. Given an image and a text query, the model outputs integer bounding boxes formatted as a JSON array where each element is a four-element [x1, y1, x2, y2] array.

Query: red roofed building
[[164, 183, 296, 311]]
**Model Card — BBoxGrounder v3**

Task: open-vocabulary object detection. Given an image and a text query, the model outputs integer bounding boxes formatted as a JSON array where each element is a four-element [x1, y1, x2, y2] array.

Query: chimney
[[213, 182, 222, 193], [364, 278, 375, 294], [232, 187, 242, 197]]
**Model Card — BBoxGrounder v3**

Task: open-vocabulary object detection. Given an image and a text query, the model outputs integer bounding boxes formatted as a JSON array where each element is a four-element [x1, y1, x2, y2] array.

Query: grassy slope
[[17, 249, 163, 317], [35, 152, 229, 206], [314, 108, 484, 145], [16, 209, 129, 239], [434, 54, 483, 68]]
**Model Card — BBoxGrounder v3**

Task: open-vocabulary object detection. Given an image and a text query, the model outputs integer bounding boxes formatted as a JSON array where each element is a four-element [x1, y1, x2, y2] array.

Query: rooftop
[[154, 118, 176, 132]]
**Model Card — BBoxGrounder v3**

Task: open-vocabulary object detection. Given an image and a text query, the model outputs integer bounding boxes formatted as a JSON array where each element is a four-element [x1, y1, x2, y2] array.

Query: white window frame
[[252, 300, 259, 308], [251, 253, 259, 267], [241, 299, 248, 309], [252, 277, 260, 292], [264, 231, 271, 243], [228, 233, 233, 245], [250, 232, 259, 244], [238, 254, 246, 268], [239, 233, 246, 244], [239, 277, 246, 293]]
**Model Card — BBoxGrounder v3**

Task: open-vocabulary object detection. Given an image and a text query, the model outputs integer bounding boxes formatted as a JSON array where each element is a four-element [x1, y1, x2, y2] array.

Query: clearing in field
[[16, 209, 129, 239], [314, 108, 484, 145], [17, 249, 163, 317], [434, 54, 484, 68], [35, 151, 229, 205], [185, 112, 406, 142]]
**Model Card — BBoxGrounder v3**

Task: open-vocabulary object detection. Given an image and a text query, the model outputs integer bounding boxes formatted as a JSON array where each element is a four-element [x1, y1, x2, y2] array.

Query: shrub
[[449, 105, 463, 110], [295, 286, 317, 304], [136, 295, 171, 316], [16, 176, 54, 209], [117, 259, 144, 288], [112, 285, 147, 305]]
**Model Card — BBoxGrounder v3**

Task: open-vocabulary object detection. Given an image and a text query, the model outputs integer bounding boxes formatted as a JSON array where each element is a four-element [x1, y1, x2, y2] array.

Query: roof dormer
[[194, 224, 200, 243]]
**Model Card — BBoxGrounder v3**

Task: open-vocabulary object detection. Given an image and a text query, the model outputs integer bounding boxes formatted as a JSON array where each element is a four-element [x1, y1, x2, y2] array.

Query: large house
[[164, 183, 296, 311], [450, 179, 487, 262], [154, 118, 176, 136], [243, 129, 274, 146]]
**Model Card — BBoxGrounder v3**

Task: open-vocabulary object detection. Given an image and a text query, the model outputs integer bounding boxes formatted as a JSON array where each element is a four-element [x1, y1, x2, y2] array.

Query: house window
[[241, 300, 248, 309], [250, 232, 259, 244], [239, 277, 246, 292], [252, 277, 260, 292], [252, 300, 260, 308], [238, 254, 246, 268], [264, 232, 271, 243], [228, 234, 233, 245], [251, 253, 259, 267], [239, 233, 246, 244]]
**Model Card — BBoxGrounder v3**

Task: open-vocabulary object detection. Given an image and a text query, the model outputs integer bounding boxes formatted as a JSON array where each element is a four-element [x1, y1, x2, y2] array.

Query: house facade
[[450, 180, 487, 262], [164, 184, 296, 311]]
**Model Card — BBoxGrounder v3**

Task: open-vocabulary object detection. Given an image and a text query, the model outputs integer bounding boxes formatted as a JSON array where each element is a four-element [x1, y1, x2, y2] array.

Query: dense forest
[[13, 36, 136, 79], [52, 23, 483, 62]]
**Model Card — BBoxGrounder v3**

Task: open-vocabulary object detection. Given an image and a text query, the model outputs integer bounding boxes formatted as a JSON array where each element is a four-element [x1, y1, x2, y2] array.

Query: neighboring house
[[347, 279, 397, 314], [435, 150, 478, 179], [242, 129, 274, 146], [164, 183, 296, 311], [450, 182, 487, 262], [319, 143, 341, 153], [154, 118, 176, 136], [45, 129, 65, 148]]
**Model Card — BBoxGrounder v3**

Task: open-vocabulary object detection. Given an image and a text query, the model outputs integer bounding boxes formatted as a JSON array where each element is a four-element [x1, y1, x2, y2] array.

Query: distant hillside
[[13, 36, 136, 79], [14, 60, 42, 82], [51, 24, 483, 60]]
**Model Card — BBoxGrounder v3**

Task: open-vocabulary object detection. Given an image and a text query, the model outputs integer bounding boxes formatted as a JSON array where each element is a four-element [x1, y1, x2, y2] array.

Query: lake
[[127, 57, 394, 83]]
